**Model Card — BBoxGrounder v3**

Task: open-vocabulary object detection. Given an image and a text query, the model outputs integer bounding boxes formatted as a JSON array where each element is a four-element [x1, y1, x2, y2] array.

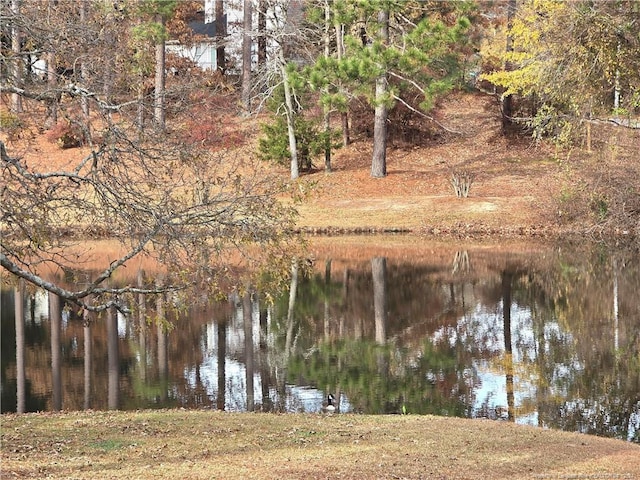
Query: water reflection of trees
[[521, 251, 640, 441], [2, 245, 638, 442], [288, 338, 474, 416], [279, 248, 639, 442]]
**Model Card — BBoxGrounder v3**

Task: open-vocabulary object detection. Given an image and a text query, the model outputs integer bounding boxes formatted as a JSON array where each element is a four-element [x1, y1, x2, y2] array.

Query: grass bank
[[2, 410, 638, 479]]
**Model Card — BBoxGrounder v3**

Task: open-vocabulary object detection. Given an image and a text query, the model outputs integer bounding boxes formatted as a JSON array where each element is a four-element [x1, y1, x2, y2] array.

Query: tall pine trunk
[[242, 0, 252, 114], [154, 14, 166, 130], [257, 0, 266, 68], [335, 23, 349, 146], [371, 8, 389, 178], [323, 0, 331, 172], [215, 0, 225, 73]]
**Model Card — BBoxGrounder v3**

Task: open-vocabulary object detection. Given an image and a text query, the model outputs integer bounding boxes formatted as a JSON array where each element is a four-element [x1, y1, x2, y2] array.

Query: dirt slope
[[295, 91, 563, 235], [6, 90, 637, 240]]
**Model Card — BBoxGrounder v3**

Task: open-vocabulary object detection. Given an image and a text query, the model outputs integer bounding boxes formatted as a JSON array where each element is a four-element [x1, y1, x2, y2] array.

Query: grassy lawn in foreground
[[1, 410, 638, 479]]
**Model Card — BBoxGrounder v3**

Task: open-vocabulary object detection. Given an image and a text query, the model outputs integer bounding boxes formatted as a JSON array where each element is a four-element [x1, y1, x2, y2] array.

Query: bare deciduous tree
[[1, 1, 299, 315]]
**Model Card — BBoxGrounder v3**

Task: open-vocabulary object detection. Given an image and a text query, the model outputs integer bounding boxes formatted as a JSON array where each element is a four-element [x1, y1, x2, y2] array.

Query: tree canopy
[[482, 0, 640, 141]]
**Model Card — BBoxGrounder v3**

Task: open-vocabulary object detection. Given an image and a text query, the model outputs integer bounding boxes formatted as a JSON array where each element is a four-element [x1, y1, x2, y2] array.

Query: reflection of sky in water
[[434, 302, 549, 362], [185, 319, 352, 413], [433, 300, 583, 427], [473, 365, 539, 425], [31, 290, 50, 325], [7, 269, 637, 442], [184, 356, 351, 413], [117, 311, 127, 338]]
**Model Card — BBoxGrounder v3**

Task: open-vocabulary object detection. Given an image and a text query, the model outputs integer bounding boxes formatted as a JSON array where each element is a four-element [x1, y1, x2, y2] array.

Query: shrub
[[450, 169, 474, 198], [259, 115, 313, 171], [0, 110, 23, 141], [258, 85, 341, 172], [46, 120, 83, 149]]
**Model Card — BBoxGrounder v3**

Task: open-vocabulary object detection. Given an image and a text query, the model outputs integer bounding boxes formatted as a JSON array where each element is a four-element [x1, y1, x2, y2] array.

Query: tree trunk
[[614, 42, 621, 110], [323, 0, 332, 172], [371, 75, 388, 178], [79, 0, 90, 120], [107, 306, 119, 410], [11, 0, 22, 113], [103, 4, 115, 103], [83, 312, 92, 410], [335, 23, 350, 146], [612, 257, 619, 353], [373, 292, 389, 409], [502, 271, 515, 422], [284, 261, 298, 359], [137, 269, 147, 383], [371, 8, 389, 178], [501, 0, 517, 132], [156, 286, 168, 385], [137, 82, 145, 131], [15, 280, 25, 413], [259, 304, 271, 411], [215, 0, 226, 73], [323, 259, 331, 341], [216, 318, 226, 410], [45, 50, 58, 128], [50, 292, 63, 411], [278, 261, 299, 411], [280, 51, 299, 180], [242, 0, 252, 113], [243, 291, 255, 412], [154, 14, 166, 130], [257, 0, 266, 68], [157, 328, 168, 402], [45, 0, 60, 128]]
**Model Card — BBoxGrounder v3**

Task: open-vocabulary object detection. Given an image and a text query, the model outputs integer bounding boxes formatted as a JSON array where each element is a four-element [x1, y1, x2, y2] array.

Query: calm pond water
[[1, 238, 639, 442]]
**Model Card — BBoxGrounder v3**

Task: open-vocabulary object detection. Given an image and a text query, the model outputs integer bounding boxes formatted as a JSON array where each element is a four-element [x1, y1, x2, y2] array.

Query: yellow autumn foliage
[[479, 0, 640, 140]]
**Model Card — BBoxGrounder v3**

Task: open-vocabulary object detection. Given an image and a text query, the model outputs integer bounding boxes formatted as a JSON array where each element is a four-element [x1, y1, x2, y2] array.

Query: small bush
[[450, 170, 474, 198], [0, 110, 21, 129], [259, 116, 313, 171], [259, 115, 341, 172], [46, 120, 83, 149], [0, 110, 23, 141], [258, 83, 341, 172], [589, 192, 609, 222], [554, 181, 590, 223]]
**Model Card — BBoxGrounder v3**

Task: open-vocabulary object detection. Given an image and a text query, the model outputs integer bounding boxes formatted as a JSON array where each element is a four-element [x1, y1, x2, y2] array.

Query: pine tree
[[309, 0, 471, 177]]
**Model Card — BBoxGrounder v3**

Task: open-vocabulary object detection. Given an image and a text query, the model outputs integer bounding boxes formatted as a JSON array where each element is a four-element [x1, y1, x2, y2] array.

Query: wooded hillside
[[1, 0, 638, 311]]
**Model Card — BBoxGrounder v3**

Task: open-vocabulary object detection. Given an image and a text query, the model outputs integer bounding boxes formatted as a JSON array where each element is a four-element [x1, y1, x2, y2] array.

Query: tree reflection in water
[[1, 242, 639, 442]]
